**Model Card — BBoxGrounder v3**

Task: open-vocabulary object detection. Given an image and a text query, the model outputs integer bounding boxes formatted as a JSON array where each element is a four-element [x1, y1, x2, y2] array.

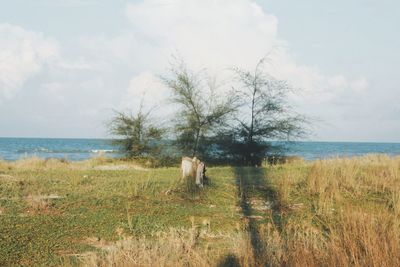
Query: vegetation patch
[[1, 155, 400, 266]]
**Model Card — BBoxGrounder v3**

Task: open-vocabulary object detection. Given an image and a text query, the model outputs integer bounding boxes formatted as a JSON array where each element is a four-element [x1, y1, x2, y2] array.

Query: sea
[[0, 137, 400, 161]]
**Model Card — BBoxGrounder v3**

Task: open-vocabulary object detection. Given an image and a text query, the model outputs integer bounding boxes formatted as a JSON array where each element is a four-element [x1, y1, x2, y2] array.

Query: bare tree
[[163, 61, 237, 157]]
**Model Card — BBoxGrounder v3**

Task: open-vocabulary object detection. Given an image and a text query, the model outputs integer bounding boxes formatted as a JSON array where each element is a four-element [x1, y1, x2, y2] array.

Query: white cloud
[[121, 72, 168, 111], [121, 0, 368, 107], [350, 77, 369, 92], [125, 0, 279, 70], [0, 23, 59, 100], [57, 59, 94, 70], [0, 0, 376, 139], [38, 0, 100, 7]]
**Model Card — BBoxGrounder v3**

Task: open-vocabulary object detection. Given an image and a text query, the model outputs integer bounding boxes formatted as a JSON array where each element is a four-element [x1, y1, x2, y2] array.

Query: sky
[[0, 0, 399, 142]]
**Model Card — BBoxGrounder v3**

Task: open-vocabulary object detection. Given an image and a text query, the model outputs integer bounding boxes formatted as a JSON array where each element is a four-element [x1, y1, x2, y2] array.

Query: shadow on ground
[[217, 254, 241, 267], [231, 167, 281, 266]]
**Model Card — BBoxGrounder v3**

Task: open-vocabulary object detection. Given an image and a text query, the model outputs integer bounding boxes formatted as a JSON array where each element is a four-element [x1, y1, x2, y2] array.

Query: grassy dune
[[0, 155, 400, 266]]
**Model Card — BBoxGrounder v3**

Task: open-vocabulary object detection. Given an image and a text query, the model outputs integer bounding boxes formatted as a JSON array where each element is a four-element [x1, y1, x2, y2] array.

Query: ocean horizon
[[1, 137, 400, 161]]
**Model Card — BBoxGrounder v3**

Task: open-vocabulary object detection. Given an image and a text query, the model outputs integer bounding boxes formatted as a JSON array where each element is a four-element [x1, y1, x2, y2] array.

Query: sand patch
[[94, 165, 148, 171], [248, 198, 273, 211], [25, 194, 63, 200], [25, 194, 63, 215]]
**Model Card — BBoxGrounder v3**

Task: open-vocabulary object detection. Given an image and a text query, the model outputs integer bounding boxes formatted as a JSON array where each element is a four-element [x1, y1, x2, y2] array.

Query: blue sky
[[0, 0, 399, 141]]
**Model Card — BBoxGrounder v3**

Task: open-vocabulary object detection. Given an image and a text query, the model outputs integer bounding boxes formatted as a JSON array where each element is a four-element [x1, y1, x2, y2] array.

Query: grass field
[[0, 155, 400, 266]]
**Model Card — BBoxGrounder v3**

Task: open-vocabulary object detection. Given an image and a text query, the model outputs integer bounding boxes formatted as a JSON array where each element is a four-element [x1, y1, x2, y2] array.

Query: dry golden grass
[[0, 156, 148, 171], [71, 227, 255, 267], [254, 155, 400, 267]]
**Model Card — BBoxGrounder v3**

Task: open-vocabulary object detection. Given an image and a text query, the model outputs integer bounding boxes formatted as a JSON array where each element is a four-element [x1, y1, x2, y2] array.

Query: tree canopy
[[108, 105, 164, 158], [109, 57, 309, 165], [162, 61, 237, 157], [224, 58, 307, 165]]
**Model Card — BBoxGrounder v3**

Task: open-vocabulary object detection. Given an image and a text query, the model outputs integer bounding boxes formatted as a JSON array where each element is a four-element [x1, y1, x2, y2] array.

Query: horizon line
[[0, 136, 399, 144]]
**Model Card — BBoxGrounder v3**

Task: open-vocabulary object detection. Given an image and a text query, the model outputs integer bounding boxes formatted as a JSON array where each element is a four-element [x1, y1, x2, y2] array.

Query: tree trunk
[[249, 93, 255, 143], [246, 84, 257, 165], [192, 128, 201, 157]]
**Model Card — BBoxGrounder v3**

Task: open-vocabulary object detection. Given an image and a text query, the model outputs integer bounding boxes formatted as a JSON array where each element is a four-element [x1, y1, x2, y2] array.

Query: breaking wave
[[16, 148, 117, 154]]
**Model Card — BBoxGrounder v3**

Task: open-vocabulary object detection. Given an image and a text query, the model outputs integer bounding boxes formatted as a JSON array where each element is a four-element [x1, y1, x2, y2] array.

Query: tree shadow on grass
[[233, 166, 281, 266], [217, 254, 241, 267]]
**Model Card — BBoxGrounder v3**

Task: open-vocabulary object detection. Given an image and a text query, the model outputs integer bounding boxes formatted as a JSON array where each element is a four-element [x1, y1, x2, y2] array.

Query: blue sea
[[0, 138, 117, 161], [0, 138, 400, 161], [283, 141, 400, 160]]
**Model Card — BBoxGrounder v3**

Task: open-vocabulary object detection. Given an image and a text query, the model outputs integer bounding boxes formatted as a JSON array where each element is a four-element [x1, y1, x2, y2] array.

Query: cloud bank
[[0, 0, 380, 140], [121, 0, 368, 107], [0, 24, 58, 100]]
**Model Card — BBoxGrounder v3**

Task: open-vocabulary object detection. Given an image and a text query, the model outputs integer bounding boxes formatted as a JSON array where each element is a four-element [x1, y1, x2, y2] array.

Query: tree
[[163, 61, 237, 157], [108, 104, 164, 158], [222, 58, 307, 165]]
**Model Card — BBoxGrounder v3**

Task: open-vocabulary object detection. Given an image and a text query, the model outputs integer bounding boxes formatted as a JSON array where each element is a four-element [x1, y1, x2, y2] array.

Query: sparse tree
[[221, 58, 307, 165], [108, 104, 164, 158], [163, 61, 237, 157]]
